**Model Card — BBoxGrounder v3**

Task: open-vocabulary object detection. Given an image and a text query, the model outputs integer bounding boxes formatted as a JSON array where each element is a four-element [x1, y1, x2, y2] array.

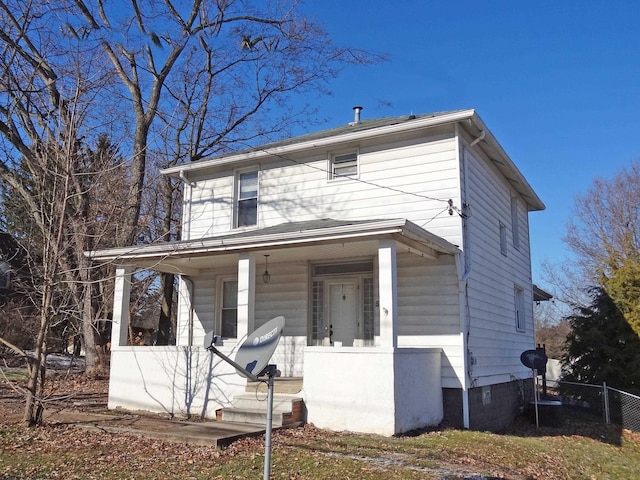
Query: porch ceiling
[[85, 218, 460, 276]]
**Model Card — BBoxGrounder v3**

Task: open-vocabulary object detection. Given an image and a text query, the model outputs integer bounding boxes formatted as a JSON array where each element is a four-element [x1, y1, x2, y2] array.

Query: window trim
[[234, 167, 259, 229], [329, 150, 359, 180]]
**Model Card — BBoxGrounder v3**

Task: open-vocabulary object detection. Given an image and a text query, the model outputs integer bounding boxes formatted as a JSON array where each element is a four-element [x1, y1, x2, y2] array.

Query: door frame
[[308, 259, 376, 347]]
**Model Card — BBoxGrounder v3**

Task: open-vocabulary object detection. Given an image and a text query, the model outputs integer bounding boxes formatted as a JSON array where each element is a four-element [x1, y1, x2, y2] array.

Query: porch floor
[[246, 376, 303, 394]]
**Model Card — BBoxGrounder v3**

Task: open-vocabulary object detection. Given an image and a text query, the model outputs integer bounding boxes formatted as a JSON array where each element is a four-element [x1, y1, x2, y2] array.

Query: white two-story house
[[89, 108, 545, 435]]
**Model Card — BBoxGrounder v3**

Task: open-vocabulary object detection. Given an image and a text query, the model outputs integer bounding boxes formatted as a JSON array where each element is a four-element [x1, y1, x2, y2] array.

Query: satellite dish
[[234, 316, 285, 379], [520, 349, 548, 372]]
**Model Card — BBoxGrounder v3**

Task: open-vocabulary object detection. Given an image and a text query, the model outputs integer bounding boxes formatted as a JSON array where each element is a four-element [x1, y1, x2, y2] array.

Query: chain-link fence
[[557, 381, 640, 432], [608, 386, 640, 432]]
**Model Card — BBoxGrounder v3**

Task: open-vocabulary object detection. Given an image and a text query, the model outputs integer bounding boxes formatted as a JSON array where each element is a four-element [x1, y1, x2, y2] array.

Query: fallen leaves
[[1, 372, 639, 479]]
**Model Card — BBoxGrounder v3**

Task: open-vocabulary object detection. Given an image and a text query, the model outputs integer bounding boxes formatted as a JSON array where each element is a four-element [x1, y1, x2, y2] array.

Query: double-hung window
[[511, 196, 520, 250], [499, 222, 507, 256], [235, 170, 258, 228], [330, 152, 358, 179], [514, 285, 525, 332], [220, 279, 238, 338]]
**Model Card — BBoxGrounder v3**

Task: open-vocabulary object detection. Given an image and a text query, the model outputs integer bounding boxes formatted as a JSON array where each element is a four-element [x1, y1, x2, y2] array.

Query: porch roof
[[86, 218, 460, 276]]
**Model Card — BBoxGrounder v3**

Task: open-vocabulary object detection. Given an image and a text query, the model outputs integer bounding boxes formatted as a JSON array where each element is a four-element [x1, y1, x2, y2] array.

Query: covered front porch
[[89, 218, 463, 435]]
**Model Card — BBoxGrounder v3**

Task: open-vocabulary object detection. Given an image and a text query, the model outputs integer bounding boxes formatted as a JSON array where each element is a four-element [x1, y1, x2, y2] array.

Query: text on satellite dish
[[254, 326, 278, 346]]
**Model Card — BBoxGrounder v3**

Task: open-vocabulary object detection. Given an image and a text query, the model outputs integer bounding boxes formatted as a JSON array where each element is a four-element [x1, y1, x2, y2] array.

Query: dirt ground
[[1, 367, 634, 442], [2, 368, 640, 480]]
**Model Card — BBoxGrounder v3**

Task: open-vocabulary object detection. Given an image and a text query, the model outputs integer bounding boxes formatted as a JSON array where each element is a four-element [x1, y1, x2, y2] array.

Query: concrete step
[[218, 395, 305, 427], [232, 394, 301, 413], [221, 408, 287, 427], [246, 377, 303, 394]]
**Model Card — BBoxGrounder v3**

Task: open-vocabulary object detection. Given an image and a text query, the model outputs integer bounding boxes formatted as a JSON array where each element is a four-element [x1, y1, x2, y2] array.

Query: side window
[[235, 170, 258, 228], [511, 196, 520, 250], [514, 285, 525, 332], [220, 279, 238, 338], [499, 222, 507, 256], [330, 152, 358, 179]]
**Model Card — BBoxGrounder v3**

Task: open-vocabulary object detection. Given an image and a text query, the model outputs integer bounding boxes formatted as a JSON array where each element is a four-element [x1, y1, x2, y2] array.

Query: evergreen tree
[[602, 256, 640, 339], [562, 287, 640, 394]]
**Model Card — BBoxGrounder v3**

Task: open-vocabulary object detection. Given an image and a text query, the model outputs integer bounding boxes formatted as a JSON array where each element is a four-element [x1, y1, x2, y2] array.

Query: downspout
[[458, 129, 473, 429], [178, 170, 196, 241]]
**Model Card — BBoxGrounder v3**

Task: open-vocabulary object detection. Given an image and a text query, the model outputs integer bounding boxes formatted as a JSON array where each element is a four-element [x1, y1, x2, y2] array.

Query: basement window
[[482, 385, 492, 406]]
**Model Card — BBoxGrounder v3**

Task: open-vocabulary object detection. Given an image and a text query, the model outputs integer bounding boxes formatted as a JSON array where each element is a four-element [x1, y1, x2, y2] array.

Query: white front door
[[328, 281, 358, 346]]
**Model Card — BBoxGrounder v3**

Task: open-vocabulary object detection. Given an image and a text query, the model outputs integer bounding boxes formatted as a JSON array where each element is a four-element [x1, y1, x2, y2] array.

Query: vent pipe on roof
[[352, 105, 363, 125]]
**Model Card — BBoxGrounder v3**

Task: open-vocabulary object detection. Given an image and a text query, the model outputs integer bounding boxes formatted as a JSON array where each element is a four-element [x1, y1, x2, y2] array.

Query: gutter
[[161, 110, 477, 177], [86, 219, 459, 262]]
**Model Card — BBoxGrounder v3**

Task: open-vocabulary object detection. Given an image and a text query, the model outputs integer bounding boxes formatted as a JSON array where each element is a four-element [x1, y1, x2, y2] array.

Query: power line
[[256, 146, 468, 222]]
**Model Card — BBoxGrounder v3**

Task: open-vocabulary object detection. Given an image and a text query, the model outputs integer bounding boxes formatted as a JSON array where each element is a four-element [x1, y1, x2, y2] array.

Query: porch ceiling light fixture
[[262, 254, 271, 283]]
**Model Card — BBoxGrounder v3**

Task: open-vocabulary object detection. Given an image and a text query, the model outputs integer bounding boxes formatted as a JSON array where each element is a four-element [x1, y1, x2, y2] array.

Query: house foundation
[[443, 379, 531, 431]]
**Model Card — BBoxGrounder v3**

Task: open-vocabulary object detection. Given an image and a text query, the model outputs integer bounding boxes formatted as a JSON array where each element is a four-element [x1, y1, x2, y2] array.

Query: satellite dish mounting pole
[[206, 316, 285, 480], [261, 364, 278, 480], [533, 368, 539, 428]]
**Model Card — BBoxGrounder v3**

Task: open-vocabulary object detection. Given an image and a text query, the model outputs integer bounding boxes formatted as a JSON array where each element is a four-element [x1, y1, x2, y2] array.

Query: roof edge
[[162, 109, 476, 177], [85, 218, 460, 262]]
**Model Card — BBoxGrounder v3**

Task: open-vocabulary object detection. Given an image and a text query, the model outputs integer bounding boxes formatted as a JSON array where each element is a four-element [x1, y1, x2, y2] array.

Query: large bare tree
[[70, 0, 376, 345], [563, 161, 640, 337], [0, 0, 378, 404]]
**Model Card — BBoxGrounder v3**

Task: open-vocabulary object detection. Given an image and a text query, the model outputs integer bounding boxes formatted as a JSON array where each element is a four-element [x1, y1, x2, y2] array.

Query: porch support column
[[378, 239, 398, 348], [237, 253, 256, 341], [111, 265, 132, 347]]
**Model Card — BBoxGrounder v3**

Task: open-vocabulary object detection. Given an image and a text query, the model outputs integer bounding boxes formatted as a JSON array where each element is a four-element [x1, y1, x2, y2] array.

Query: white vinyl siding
[[395, 252, 463, 386], [463, 145, 534, 385], [186, 126, 462, 246], [175, 122, 537, 388]]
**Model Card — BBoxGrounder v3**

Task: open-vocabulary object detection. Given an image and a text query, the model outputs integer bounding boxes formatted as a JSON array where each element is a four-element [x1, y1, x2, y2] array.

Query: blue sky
[[295, 1, 640, 288]]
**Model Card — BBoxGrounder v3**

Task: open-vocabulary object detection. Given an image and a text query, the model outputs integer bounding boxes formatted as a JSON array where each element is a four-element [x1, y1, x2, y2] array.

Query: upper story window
[[514, 285, 525, 332], [511, 196, 520, 250], [499, 221, 507, 256], [330, 152, 358, 179], [235, 169, 258, 228]]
